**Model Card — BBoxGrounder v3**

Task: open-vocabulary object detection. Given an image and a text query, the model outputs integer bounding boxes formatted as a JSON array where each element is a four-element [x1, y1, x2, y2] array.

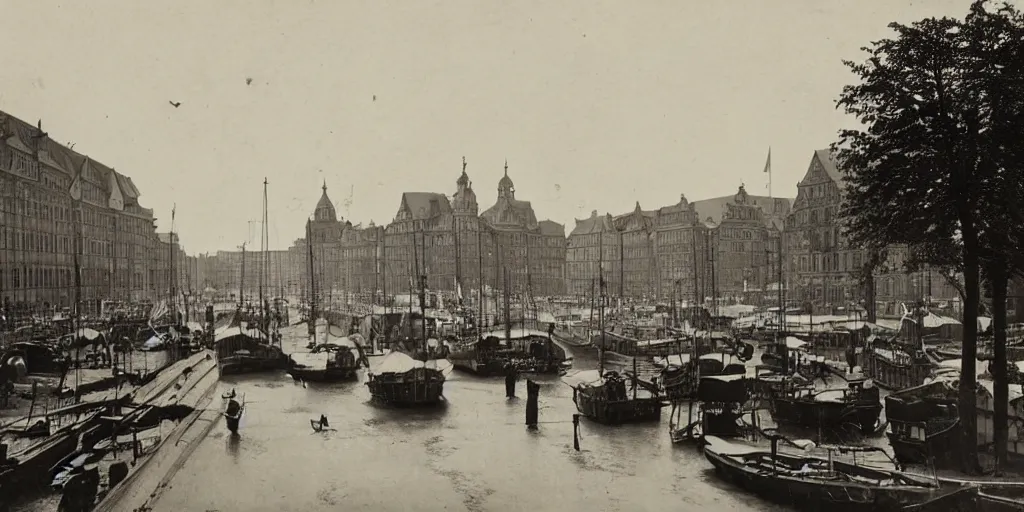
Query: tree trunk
[[990, 263, 1009, 474], [959, 236, 982, 474]]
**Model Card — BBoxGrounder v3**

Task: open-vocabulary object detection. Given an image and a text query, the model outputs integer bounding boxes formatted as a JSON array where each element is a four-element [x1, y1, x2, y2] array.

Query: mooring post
[[572, 414, 581, 451], [131, 426, 139, 461], [525, 379, 539, 429]]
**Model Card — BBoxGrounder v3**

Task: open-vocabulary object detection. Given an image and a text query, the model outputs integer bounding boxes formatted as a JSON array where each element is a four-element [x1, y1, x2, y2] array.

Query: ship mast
[[306, 220, 317, 336], [598, 228, 605, 378], [259, 178, 268, 343]]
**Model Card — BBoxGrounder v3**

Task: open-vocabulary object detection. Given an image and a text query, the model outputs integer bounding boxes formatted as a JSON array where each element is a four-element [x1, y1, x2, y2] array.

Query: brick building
[[783, 149, 961, 317], [0, 110, 184, 316], [479, 163, 565, 298]]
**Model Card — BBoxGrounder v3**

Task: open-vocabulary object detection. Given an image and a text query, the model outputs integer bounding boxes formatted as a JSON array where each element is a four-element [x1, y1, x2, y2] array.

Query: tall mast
[[691, 225, 699, 332], [381, 229, 388, 315], [503, 267, 511, 345], [412, 225, 422, 350], [259, 178, 268, 342], [306, 220, 316, 330], [170, 204, 177, 322], [419, 229, 427, 353], [239, 243, 247, 308], [599, 228, 605, 378], [477, 225, 484, 332]]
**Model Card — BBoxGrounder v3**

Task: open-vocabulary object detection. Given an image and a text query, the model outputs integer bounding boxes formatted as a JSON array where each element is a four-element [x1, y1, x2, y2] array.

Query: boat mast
[[477, 224, 484, 333], [72, 181, 83, 399], [599, 228, 605, 378], [306, 220, 317, 333], [503, 268, 511, 345], [260, 178, 268, 343], [239, 242, 247, 309], [690, 226, 699, 333], [381, 229, 387, 316], [412, 225, 421, 349], [415, 227, 428, 354], [170, 205, 177, 324]]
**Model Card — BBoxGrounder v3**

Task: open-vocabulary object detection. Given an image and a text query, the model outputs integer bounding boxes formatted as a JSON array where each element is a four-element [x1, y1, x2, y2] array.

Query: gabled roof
[[480, 197, 537, 228], [801, 149, 846, 190], [692, 194, 793, 227], [399, 192, 452, 220], [538, 219, 565, 237], [613, 201, 656, 231], [570, 210, 616, 236]]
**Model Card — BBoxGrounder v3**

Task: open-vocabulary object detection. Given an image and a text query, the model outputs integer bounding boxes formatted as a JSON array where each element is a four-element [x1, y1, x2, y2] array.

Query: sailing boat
[[366, 227, 447, 406], [214, 179, 287, 376], [287, 219, 363, 382], [450, 267, 567, 376], [565, 276, 665, 425]]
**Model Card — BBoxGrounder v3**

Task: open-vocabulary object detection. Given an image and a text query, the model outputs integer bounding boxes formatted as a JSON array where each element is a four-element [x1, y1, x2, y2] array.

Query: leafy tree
[[962, 0, 1024, 473], [833, 1, 1024, 472]]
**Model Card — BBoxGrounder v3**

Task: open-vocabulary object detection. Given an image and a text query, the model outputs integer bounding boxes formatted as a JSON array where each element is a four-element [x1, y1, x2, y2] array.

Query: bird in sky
[[169, 101, 182, 108], [246, 78, 253, 86], [372, 95, 376, 102]]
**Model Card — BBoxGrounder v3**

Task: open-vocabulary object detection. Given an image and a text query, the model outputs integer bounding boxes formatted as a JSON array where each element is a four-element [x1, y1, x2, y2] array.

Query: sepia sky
[[0, 0, 988, 253]]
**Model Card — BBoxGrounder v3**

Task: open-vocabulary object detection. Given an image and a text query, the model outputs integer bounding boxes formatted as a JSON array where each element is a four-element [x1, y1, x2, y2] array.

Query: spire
[[504, 159, 508, 176], [322, 179, 327, 193], [463, 156, 467, 172]]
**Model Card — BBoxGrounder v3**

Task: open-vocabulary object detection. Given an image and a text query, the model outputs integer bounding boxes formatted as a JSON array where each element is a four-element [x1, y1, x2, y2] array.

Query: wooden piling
[[572, 414, 580, 451]]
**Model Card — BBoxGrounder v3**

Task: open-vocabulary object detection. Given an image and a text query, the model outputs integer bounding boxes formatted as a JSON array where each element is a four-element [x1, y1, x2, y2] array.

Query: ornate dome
[[314, 181, 338, 222], [498, 160, 514, 199]]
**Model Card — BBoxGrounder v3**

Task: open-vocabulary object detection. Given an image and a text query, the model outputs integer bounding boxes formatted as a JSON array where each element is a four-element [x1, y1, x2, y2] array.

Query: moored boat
[[884, 379, 961, 468], [702, 434, 963, 511], [565, 369, 665, 425], [288, 332, 367, 382], [366, 350, 446, 407], [214, 326, 287, 376], [670, 373, 754, 443], [769, 377, 883, 435], [449, 327, 568, 376]]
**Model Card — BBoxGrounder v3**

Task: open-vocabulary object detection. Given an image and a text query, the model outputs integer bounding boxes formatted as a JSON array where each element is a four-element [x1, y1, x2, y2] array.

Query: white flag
[[69, 159, 85, 201]]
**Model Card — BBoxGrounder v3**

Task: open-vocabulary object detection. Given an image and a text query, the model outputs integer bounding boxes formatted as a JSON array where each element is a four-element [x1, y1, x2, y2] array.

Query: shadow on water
[[226, 432, 241, 460]]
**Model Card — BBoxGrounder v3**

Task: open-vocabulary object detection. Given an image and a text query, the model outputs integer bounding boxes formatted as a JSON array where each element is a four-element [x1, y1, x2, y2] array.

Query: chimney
[[591, 210, 598, 218]]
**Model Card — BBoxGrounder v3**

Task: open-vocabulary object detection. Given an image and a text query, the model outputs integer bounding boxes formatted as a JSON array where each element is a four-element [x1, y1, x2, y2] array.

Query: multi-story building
[[706, 186, 776, 301], [0, 110, 179, 316], [784, 149, 961, 317], [652, 194, 711, 302], [479, 163, 565, 298]]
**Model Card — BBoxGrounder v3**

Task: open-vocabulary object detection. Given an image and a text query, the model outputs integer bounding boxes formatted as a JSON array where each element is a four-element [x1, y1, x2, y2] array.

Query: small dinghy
[[310, 414, 331, 432], [224, 394, 245, 434]]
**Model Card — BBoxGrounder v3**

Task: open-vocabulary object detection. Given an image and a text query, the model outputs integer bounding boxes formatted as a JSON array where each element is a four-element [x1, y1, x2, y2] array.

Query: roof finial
[[462, 156, 467, 172], [322, 179, 327, 193], [504, 159, 508, 176]]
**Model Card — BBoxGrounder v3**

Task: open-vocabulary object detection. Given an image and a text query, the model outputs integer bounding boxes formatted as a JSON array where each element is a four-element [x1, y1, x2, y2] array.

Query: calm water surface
[[153, 327, 791, 512]]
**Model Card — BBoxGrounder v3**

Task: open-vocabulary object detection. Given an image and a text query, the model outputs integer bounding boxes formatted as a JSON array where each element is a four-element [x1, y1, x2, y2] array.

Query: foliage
[[833, 0, 1024, 473]]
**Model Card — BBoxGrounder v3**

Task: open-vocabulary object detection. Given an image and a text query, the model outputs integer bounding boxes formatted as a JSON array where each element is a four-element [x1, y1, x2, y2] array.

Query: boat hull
[[703, 444, 952, 511], [224, 415, 241, 433], [449, 356, 505, 376], [574, 393, 664, 425], [288, 366, 357, 382], [771, 398, 882, 434], [218, 355, 286, 376], [366, 379, 445, 407]]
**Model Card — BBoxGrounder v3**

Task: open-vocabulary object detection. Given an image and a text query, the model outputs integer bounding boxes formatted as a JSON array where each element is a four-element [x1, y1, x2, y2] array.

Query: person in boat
[[319, 414, 329, 428]]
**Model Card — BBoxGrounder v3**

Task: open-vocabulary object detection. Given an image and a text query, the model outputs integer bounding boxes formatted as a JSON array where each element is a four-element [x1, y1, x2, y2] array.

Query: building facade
[[0, 110, 188, 316], [783, 149, 961, 317]]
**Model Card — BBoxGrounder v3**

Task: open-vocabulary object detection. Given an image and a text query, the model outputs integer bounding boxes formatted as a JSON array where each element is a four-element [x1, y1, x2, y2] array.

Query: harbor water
[[150, 327, 792, 512]]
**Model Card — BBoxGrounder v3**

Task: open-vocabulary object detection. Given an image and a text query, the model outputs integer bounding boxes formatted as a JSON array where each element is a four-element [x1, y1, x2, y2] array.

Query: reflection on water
[[226, 432, 241, 460], [151, 328, 791, 512]]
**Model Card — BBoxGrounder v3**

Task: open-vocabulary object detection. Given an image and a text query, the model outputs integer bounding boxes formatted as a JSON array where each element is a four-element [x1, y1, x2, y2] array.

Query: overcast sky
[[0, 0, 986, 253]]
